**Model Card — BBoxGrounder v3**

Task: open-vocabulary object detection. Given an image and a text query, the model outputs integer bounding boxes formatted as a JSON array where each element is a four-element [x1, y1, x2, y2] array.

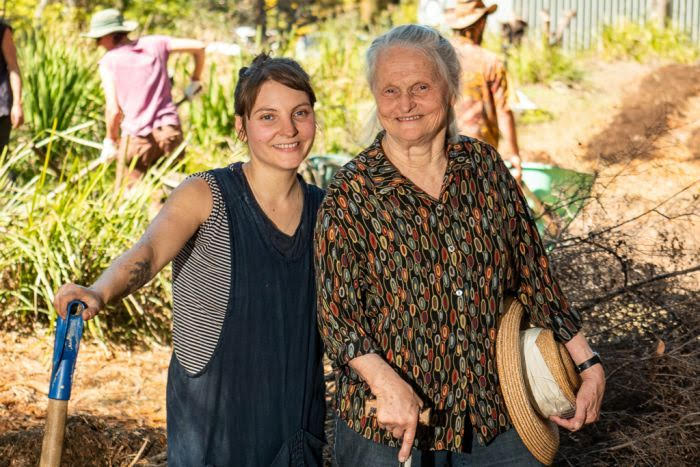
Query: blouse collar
[[360, 131, 472, 193]]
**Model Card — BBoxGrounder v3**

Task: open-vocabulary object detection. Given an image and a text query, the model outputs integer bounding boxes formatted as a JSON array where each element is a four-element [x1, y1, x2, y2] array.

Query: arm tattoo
[[126, 260, 152, 294]]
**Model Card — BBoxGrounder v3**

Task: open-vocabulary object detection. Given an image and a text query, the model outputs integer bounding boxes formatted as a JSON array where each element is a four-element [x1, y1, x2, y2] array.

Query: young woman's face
[[236, 80, 315, 171]]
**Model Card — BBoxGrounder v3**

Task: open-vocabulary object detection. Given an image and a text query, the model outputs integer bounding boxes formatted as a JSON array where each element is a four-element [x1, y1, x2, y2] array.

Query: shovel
[[40, 300, 86, 467]]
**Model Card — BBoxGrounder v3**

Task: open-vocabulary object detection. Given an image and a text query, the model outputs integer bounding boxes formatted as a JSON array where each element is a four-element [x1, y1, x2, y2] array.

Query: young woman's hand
[[53, 284, 105, 320]]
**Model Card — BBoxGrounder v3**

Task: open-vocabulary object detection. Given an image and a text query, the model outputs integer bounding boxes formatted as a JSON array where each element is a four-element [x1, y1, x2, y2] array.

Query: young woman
[[53, 54, 326, 466]]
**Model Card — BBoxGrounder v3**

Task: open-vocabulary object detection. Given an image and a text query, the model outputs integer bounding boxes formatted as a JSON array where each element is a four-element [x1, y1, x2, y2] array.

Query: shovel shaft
[[40, 300, 85, 466], [40, 399, 68, 467]]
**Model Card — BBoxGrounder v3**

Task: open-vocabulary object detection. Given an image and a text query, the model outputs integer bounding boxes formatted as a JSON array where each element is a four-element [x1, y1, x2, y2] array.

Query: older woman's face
[[373, 46, 449, 146]]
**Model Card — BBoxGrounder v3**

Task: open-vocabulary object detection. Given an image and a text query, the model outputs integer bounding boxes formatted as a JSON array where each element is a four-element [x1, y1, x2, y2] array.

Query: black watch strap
[[576, 352, 602, 373]]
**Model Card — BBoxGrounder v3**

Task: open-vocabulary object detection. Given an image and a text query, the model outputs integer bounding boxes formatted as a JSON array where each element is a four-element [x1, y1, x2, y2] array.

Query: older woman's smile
[[396, 115, 422, 121]]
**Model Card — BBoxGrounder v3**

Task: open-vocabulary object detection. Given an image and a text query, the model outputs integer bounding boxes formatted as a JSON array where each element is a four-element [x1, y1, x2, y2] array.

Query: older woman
[[315, 25, 604, 465]]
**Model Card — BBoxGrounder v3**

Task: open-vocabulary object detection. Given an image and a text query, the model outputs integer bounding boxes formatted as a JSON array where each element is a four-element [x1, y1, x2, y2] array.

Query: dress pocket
[[269, 428, 326, 467]]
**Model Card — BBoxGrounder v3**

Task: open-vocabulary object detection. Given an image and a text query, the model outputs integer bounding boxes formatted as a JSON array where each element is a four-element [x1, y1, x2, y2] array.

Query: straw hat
[[445, 0, 498, 30], [496, 297, 582, 465], [82, 9, 138, 39]]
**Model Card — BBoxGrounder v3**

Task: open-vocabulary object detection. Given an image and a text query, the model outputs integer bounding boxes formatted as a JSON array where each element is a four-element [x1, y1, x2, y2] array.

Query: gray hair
[[365, 24, 461, 143]]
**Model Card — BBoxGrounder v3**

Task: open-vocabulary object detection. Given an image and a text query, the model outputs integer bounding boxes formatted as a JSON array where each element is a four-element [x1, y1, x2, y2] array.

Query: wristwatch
[[576, 351, 602, 373]]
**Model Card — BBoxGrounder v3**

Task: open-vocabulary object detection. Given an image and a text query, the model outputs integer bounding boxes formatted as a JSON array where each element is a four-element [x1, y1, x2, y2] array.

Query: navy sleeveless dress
[[166, 164, 326, 466]]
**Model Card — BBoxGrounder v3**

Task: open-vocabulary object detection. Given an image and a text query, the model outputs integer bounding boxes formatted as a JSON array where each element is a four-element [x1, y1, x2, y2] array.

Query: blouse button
[[448, 245, 456, 253], [436, 204, 444, 213], [455, 289, 463, 297]]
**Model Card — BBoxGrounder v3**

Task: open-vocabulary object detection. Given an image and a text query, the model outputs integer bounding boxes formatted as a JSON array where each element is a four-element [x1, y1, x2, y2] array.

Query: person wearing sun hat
[[84, 8, 205, 187], [446, 0, 524, 182]]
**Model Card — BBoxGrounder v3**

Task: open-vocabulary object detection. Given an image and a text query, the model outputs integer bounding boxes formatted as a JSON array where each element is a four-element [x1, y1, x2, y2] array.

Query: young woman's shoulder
[[172, 173, 219, 227]]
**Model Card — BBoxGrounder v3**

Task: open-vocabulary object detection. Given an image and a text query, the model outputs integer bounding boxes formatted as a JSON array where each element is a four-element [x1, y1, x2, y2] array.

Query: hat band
[[521, 329, 575, 418]]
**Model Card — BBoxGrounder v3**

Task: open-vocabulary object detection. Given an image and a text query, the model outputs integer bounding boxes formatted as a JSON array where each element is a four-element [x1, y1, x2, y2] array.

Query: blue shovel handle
[[48, 300, 85, 400]]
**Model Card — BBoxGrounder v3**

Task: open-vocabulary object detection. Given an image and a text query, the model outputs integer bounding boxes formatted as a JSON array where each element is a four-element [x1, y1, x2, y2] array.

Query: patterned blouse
[[315, 132, 581, 451]]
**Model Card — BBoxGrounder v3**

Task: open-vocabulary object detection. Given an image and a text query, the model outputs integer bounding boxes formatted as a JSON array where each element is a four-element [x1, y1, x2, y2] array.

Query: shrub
[[507, 38, 584, 85], [601, 20, 700, 64], [0, 140, 183, 344]]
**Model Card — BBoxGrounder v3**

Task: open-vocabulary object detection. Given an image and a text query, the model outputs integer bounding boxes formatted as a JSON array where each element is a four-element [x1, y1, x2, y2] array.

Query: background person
[[316, 24, 604, 466], [83, 8, 205, 187], [0, 18, 23, 155], [53, 54, 326, 466], [446, 0, 523, 181]]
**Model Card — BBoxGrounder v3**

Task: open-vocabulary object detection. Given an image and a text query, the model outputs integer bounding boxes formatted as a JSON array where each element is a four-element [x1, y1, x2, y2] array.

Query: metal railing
[[508, 0, 700, 49]]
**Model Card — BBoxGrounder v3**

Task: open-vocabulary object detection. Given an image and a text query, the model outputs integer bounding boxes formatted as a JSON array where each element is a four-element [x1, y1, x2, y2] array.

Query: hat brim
[[496, 297, 559, 465], [81, 20, 138, 39], [446, 4, 497, 30]]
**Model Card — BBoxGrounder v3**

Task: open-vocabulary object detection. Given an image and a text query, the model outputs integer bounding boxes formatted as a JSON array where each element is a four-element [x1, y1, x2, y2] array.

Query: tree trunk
[[256, 0, 267, 38]]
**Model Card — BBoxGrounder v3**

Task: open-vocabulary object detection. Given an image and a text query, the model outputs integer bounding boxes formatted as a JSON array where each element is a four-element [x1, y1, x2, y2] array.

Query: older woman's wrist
[[564, 332, 595, 364], [580, 360, 604, 380], [349, 353, 393, 393]]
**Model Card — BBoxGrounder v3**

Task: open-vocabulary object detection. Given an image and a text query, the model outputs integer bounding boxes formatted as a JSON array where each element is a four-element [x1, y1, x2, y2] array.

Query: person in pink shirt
[[83, 9, 205, 186]]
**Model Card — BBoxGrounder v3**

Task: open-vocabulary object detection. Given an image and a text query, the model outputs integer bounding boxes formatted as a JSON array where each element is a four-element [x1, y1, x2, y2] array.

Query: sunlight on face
[[237, 80, 316, 171], [373, 46, 449, 147]]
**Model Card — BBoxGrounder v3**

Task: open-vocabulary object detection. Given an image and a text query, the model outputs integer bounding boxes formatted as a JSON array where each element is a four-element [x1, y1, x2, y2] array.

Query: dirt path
[[517, 60, 700, 270], [0, 330, 169, 466], [1, 60, 699, 466]]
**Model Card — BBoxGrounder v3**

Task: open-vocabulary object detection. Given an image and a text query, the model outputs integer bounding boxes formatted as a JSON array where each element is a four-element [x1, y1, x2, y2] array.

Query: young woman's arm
[[53, 177, 213, 320]]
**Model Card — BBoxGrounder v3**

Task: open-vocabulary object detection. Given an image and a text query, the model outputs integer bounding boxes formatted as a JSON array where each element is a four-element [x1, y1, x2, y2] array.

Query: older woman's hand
[[350, 353, 423, 462], [552, 333, 606, 431], [550, 363, 605, 431], [374, 370, 423, 459]]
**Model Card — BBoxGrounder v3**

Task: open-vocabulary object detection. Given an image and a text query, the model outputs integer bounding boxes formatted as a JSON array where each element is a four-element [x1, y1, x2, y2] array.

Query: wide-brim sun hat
[[445, 0, 498, 30], [496, 297, 582, 465], [81, 8, 138, 39]]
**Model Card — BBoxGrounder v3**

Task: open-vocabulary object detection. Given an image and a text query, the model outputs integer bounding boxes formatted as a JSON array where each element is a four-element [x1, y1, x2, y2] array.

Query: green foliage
[[18, 31, 103, 176], [0, 135, 182, 344], [600, 20, 700, 64], [187, 61, 239, 149], [518, 108, 555, 125], [296, 14, 375, 154], [20, 32, 102, 134], [507, 38, 584, 85], [377, 0, 418, 26]]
